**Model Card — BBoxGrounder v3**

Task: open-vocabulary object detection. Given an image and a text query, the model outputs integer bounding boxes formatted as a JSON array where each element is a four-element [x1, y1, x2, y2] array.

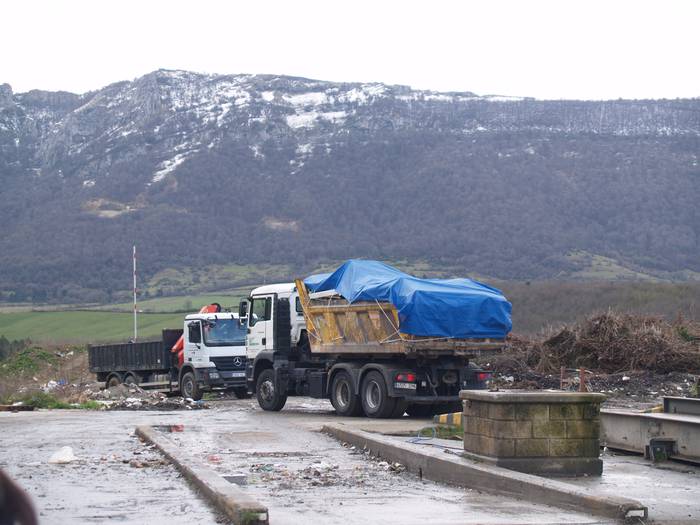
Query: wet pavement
[[568, 451, 700, 522], [1, 398, 610, 524], [0, 409, 227, 524]]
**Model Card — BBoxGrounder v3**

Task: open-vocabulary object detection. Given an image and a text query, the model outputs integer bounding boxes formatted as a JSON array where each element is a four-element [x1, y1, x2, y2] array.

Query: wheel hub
[[261, 380, 275, 402], [336, 382, 350, 408], [366, 381, 381, 410], [183, 379, 193, 397]]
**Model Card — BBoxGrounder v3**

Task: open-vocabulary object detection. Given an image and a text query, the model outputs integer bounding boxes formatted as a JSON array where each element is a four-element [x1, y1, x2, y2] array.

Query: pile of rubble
[[82, 384, 210, 411]]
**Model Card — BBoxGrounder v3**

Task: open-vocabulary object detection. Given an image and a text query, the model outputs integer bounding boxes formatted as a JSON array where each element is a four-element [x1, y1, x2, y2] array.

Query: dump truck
[[240, 261, 511, 418], [88, 306, 248, 400]]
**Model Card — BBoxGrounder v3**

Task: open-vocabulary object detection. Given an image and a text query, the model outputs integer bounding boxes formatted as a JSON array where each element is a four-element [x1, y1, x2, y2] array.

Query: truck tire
[[106, 374, 122, 389], [233, 387, 251, 399], [180, 371, 202, 401], [123, 373, 139, 386], [360, 371, 397, 418], [256, 369, 287, 411], [330, 371, 363, 417], [406, 404, 435, 418]]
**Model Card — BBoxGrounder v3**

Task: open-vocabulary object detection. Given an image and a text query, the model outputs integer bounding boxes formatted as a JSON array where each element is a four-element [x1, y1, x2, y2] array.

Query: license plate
[[394, 382, 417, 390], [231, 371, 246, 378]]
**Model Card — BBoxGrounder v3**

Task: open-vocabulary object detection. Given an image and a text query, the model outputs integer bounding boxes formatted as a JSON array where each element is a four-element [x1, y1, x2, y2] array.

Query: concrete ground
[[11, 397, 700, 524], [0, 409, 226, 524], [386, 434, 700, 523], [0, 397, 610, 524], [568, 451, 700, 522]]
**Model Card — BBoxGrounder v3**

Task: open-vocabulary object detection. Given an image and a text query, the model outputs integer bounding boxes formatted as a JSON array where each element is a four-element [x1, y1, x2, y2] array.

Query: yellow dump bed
[[295, 279, 504, 357]]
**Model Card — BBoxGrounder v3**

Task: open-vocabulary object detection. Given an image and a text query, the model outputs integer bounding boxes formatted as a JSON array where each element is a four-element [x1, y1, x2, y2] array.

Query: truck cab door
[[247, 295, 273, 359], [184, 320, 203, 365]]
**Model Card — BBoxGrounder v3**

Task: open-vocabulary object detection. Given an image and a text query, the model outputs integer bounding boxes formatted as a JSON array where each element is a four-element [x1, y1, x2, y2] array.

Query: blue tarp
[[304, 260, 512, 339]]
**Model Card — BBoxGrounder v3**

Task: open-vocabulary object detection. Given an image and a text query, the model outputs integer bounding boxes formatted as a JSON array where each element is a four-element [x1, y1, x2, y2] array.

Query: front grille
[[211, 356, 246, 371]]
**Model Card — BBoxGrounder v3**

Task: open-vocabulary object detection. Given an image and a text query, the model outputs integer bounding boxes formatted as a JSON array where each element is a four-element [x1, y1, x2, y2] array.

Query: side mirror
[[238, 301, 248, 319]]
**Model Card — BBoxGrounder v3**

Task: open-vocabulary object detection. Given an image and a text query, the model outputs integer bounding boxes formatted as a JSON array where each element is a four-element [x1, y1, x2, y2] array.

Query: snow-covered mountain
[[0, 70, 698, 301]]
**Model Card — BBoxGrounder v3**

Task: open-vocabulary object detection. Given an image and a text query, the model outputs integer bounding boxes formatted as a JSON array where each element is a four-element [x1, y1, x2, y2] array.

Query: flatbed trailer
[[88, 329, 181, 389], [88, 310, 249, 400]]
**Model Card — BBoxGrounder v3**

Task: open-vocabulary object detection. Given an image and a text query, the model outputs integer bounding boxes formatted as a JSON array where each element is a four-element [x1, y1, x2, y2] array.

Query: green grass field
[[0, 311, 184, 344]]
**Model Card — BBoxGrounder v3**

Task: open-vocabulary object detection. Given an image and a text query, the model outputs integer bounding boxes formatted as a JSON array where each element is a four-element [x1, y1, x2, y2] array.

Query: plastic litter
[[48, 446, 77, 464]]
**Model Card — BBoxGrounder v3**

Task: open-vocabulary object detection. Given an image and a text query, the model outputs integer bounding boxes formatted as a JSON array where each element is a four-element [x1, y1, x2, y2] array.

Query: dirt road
[[1, 398, 607, 524]]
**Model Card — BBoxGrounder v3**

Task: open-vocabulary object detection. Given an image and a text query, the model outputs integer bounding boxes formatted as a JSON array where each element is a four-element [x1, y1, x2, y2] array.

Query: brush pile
[[491, 311, 700, 376], [542, 312, 699, 374]]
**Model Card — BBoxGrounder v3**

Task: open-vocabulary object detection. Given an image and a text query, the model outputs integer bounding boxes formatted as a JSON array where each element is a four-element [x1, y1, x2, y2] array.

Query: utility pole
[[133, 245, 137, 342]]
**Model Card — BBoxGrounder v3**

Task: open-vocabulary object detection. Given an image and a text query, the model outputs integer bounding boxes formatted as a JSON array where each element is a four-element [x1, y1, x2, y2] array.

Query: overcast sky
[[2, 0, 698, 100]]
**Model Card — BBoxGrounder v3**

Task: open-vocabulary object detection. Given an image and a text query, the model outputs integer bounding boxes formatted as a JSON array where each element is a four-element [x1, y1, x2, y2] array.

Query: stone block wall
[[460, 390, 605, 476]]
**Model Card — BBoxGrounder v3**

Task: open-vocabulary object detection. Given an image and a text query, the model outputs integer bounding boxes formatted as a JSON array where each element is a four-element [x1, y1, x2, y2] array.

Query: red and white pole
[[133, 245, 137, 342]]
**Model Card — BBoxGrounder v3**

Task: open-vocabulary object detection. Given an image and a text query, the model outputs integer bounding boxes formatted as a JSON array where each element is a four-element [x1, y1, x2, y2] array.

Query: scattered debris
[[42, 380, 59, 392], [128, 458, 168, 468], [48, 446, 77, 464], [246, 451, 407, 490], [81, 384, 210, 411], [223, 474, 247, 486]]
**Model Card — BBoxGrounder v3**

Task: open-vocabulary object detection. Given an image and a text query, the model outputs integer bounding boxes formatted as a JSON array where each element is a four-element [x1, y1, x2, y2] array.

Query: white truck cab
[[180, 311, 249, 399], [243, 283, 307, 362]]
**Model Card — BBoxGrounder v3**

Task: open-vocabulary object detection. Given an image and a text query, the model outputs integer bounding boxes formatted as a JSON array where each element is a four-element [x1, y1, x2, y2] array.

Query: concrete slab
[[136, 425, 268, 525], [567, 451, 700, 522], [323, 423, 646, 520], [0, 410, 227, 524], [151, 399, 609, 524]]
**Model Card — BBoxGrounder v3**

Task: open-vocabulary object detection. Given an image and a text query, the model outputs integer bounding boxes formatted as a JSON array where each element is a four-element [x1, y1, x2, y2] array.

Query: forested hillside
[[0, 71, 698, 302]]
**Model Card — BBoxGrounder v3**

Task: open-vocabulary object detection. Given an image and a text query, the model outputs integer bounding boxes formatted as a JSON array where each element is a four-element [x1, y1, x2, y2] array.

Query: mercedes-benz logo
[[232, 357, 243, 367]]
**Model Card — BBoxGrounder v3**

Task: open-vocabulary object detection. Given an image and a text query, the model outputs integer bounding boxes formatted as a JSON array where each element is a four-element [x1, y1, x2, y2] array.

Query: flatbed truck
[[88, 310, 248, 400]]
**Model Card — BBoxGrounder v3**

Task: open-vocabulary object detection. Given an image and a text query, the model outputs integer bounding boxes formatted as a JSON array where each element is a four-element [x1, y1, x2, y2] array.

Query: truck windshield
[[202, 319, 246, 346]]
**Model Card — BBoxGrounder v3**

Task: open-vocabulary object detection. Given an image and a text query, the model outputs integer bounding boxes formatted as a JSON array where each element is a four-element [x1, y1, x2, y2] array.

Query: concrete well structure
[[460, 390, 605, 476]]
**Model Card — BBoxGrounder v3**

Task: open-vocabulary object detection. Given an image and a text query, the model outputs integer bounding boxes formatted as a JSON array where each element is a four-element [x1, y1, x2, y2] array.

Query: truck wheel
[[406, 404, 435, 418], [124, 373, 139, 386], [106, 374, 122, 389], [180, 371, 202, 401], [256, 369, 287, 411], [330, 371, 363, 417], [361, 371, 397, 418], [233, 387, 251, 399]]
